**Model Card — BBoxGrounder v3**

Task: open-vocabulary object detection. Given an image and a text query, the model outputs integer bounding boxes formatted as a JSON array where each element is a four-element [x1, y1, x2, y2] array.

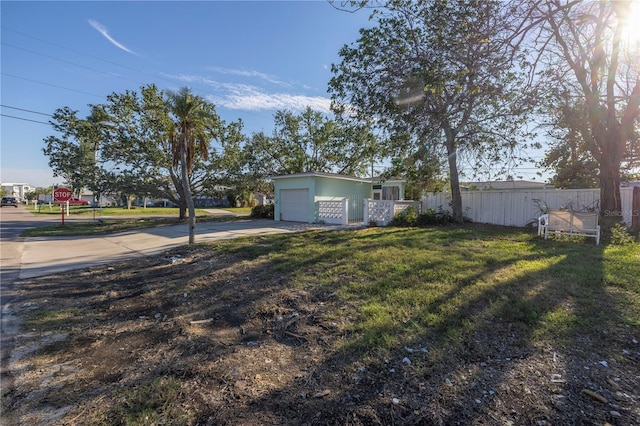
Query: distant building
[[462, 180, 555, 191], [0, 182, 32, 199]]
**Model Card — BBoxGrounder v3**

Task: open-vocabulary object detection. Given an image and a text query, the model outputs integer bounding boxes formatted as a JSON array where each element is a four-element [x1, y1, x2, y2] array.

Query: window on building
[[382, 186, 399, 201]]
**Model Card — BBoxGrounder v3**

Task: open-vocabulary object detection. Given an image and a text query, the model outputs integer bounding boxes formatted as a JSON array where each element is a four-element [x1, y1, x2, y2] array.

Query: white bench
[[538, 210, 600, 245]]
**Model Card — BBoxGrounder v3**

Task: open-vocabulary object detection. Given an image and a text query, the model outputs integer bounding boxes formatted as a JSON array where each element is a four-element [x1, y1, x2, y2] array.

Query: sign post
[[53, 187, 72, 226]]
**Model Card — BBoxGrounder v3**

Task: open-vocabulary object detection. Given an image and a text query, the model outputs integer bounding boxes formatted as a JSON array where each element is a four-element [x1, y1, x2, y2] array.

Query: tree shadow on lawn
[[225, 231, 639, 425], [4, 227, 639, 425]]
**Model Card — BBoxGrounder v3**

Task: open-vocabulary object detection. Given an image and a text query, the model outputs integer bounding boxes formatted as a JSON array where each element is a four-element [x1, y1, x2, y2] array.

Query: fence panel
[[317, 199, 348, 225], [423, 188, 633, 227]]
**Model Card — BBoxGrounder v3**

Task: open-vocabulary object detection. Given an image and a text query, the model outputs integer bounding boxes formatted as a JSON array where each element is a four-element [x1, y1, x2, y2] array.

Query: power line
[[2, 26, 146, 73], [1, 30, 276, 123], [2, 42, 145, 87], [0, 104, 51, 116], [2, 26, 184, 88], [0, 114, 50, 125], [0, 73, 104, 98]]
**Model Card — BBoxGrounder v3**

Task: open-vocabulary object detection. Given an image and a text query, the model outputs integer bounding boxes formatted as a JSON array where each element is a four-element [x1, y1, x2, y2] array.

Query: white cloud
[[88, 19, 136, 55], [205, 66, 290, 87], [165, 73, 332, 113]]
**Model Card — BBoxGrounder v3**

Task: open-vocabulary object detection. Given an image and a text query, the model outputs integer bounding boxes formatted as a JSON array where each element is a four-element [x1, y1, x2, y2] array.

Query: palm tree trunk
[[180, 136, 196, 244]]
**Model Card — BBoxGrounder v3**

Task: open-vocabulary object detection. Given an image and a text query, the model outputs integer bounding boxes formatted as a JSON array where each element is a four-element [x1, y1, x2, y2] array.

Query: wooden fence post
[[633, 187, 640, 231]]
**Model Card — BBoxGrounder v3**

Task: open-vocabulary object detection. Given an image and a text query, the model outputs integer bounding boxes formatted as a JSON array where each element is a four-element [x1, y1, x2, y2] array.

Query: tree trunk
[[446, 139, 464, 223], [180, 137, 196, 244], [179, 198, 187, 220], [598, 145, 622, 221]]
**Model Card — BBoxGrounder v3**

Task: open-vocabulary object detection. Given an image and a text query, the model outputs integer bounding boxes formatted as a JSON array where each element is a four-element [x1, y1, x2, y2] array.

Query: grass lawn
[[22, 206, 250, 237], [27, 205, 214, 216], [6, 224, 639, 425]]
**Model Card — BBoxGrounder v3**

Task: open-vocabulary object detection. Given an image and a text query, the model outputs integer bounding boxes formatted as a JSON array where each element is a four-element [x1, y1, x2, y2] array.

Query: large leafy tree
[[526, 0, 640, 217], [206, 119, 273, 206], [45, 84, 227, 226], [329, 0, 535, 222], [165, 87, 219, 244], [243, 107, 379, 177], [43, 106, 110, 197], [101, 85, 187, 214], [538, 90, 601, 188], [100, 84, 224, 219]]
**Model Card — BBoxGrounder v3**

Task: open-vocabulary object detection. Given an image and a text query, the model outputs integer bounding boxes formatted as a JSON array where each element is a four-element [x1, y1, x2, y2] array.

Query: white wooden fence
[[422, 188, 635, 227]]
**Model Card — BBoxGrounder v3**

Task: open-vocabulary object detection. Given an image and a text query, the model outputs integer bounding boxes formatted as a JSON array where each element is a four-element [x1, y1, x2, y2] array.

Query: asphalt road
[[1, 205, 55, 412]]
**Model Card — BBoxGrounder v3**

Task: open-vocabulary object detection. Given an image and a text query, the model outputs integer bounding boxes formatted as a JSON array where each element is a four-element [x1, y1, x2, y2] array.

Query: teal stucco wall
[[273, 174, 372, 223]]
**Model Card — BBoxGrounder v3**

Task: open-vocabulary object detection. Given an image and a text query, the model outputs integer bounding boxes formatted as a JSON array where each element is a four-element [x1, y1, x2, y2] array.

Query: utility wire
[[1, 73, 104, 98], [2, 42, 145, 87], [1, 104, 51, 116], [0, 114, 50, 125], [2, 26, 182, 87], [2, 28, 275, 123]]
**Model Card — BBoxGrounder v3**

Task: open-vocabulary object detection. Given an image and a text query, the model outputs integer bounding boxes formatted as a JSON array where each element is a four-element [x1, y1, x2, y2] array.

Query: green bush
[[391, 207, 455, 227], [250, 204, 274, 219], [610, 222, 635, 246], [417, 208, 456, 225], [390, 206, 419, 227]]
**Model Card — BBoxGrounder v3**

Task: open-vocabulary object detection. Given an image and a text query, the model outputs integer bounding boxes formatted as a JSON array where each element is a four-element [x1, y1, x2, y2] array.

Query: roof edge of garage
[[271, 171, 372, 183]]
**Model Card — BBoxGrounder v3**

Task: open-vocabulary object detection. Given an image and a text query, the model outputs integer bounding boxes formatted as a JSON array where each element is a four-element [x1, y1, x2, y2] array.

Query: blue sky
[[1, 1, 374, 187]]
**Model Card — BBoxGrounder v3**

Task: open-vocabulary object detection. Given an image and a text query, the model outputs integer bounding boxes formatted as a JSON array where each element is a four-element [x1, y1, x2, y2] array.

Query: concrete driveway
[[18, 219, 349, 279]]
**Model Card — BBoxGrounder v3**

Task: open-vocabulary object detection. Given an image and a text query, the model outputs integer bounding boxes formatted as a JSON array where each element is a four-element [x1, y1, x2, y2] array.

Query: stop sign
[[53, 187, 72, 202]]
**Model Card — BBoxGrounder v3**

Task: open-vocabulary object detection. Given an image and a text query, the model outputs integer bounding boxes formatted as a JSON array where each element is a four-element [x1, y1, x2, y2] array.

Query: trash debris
[[582, 389, 608, 403], [190, 318, 214, 325], [404, 346, 428, 353], [313, 390, 331, 398], [402, 357, 411, 365], [392, 398, 400, 405], [599, 360, 609, 367]]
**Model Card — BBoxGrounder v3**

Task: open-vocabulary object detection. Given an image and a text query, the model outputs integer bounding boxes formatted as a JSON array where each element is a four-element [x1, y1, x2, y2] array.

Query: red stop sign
[[54, 187, 72, 202]]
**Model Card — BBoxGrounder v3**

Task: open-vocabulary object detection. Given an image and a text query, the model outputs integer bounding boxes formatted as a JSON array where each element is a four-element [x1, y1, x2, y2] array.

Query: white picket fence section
[[422, 188, 635, 227]]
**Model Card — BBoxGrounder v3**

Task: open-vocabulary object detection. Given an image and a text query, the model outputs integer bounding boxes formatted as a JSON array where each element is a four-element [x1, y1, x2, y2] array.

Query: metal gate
[[348, 193, 364, 223]]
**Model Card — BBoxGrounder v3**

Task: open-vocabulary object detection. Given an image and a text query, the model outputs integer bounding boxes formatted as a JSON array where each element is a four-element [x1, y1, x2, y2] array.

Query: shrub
[[417, 208, 455, 226], [391, 207, 455, 227], [250, 204, 274, 219], [390, 206, 419, 227], [609, 222, 635, 246]]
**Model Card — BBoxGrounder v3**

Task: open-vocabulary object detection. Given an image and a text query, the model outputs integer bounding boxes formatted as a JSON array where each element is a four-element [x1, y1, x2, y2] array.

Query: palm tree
[[166, 87, 218, 243]]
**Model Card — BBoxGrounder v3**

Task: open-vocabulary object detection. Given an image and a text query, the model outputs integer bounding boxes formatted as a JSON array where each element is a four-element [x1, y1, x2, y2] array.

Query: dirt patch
[[2, 243, 639, 425]]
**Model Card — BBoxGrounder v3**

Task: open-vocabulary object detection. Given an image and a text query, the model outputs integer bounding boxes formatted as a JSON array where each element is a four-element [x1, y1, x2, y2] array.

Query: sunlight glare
[[620, 0, 640, 46]]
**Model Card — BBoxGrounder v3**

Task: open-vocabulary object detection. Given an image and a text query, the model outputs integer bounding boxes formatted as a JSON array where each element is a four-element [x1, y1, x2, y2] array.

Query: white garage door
[[280, 189, 310, 222]]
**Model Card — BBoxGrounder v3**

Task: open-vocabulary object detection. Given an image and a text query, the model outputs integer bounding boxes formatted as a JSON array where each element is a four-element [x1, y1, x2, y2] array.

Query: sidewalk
[[18, 219, 352, 279]]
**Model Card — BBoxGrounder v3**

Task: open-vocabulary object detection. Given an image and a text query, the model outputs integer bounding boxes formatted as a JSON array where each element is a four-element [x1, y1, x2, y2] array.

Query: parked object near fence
[[539, 210, 601, 245], [423, 188, 635, 228]]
